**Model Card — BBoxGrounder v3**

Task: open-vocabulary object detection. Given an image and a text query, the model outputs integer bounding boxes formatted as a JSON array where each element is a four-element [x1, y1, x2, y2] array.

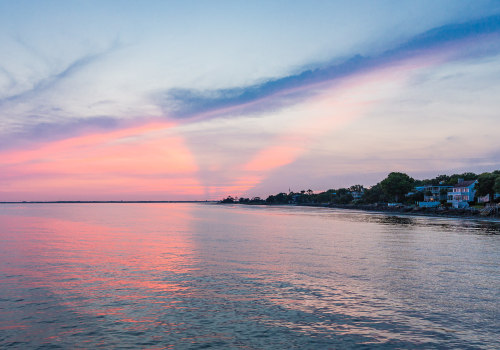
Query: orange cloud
[[0, 121, 205, 200]]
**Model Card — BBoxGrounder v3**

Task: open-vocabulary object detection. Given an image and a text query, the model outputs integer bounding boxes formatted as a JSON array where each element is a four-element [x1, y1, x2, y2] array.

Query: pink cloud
[[0, 121, 206, 200]]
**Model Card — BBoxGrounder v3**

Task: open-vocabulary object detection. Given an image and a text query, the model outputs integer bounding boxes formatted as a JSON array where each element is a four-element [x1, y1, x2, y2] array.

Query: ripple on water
[[0, 203, 498, 349]]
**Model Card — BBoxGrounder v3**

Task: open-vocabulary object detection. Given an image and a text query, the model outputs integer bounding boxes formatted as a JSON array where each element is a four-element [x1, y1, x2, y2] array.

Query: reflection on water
[[0, 203, 499, 349], [376, 215, 417, 226]]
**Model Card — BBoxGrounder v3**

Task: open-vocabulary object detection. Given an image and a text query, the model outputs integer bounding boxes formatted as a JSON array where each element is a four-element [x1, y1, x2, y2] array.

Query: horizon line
[[0, 200, 218, 204]]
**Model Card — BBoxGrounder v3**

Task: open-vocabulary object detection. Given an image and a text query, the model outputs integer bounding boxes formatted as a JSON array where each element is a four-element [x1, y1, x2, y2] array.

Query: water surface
[[0, 203, 499, 349]]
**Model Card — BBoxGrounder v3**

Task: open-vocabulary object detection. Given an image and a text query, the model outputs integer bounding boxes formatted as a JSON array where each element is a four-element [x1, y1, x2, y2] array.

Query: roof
[[454, 180, 476, 188]]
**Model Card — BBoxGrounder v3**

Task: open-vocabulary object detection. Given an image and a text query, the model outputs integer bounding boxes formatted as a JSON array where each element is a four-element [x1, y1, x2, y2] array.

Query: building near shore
[[416, 184, 453, 207], [477, 193, 500, 203], [447, 179, 477, 208]]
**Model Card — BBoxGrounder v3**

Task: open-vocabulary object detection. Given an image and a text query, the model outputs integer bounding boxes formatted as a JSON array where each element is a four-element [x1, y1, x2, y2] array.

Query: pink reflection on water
[[0, 204, 198, 333]]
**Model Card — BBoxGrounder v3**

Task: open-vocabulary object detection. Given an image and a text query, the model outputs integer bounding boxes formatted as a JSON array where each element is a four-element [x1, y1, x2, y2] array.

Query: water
[[0, 203, 498, 349]]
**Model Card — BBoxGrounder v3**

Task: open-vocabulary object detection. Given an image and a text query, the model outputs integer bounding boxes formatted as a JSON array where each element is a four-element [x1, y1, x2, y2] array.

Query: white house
[[477, 193, 500, 203], [447, 179, 477, 208]]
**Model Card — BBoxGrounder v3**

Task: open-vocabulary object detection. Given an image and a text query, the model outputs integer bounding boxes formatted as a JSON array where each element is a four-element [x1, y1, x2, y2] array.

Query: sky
[[1, 0, 500, 201]]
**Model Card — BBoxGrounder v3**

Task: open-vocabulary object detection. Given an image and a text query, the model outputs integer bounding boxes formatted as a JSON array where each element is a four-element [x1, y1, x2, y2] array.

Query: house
[[417, 184, 453, 207], [422, 185, 453, 202], [447, 179, 477, 208], [477, 194, 490, 203], [477, 193, 500, 203]]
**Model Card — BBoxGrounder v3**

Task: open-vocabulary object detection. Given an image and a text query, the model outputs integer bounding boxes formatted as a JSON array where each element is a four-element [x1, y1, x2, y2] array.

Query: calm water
[[0, 203, 499, 349]]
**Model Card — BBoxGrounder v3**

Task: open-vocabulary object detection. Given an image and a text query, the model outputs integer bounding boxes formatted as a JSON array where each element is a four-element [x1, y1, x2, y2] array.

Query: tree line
[[220, 170, 500, 205]]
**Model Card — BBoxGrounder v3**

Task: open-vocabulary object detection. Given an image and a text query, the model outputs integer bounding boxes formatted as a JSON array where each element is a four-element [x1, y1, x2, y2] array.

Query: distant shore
[[0, 201, 217, 204]]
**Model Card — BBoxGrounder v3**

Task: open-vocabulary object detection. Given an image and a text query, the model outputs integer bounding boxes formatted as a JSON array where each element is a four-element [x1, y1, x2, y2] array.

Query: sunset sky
[[1, 1, 500, 201]]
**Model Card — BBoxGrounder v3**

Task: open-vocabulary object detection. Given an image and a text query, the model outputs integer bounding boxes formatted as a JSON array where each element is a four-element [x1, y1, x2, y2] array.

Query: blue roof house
[[447, 179, 477, 208]]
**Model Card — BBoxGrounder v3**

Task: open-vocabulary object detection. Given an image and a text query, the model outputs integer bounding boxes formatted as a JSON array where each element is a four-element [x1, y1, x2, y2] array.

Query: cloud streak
[[0, 41, 121, 106], [158, 14, 500, 121], [0, 115, 122, 150], [3, 15, 499, 152]]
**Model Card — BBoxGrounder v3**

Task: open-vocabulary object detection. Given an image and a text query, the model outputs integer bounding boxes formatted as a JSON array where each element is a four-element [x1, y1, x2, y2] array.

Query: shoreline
[[329, 202, 498, 215], [225, 202, 500, 222], [326, 203, 500, 222], [2, 200, 499, 222]]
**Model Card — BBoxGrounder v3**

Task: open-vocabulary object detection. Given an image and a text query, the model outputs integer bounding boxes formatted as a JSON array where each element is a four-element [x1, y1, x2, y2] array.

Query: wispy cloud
[[3, 15, 499, 153], [0, 115, 121, 150], [0, 41, 121, 106], [158, 14, 500, 121]]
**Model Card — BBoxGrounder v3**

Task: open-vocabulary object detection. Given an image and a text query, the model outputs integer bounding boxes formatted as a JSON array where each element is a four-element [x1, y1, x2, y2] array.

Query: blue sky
[[1, 1, 500, 200]]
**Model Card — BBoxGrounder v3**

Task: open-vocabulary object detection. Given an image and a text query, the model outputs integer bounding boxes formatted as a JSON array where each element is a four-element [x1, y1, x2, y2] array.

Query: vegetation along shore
[[220, 171, 500, 219]]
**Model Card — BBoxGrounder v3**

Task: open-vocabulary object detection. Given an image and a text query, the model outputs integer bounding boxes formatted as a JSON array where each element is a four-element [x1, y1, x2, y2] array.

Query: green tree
[[265, 195, 275, 204], [475, 172, 498, 202], [331, 188, 353, 204], [447, 172, 477, 185], [220, 196, 235, 203], [349, 184, 364, 192], [275, 192, 288, 203], [362, 183, 387, 203], [494, 176, 500, 198], [406, 190, 424, 204], [433, 174, 451, 185], [380, 172, 415, 202], [316, 191, 333, 203]]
